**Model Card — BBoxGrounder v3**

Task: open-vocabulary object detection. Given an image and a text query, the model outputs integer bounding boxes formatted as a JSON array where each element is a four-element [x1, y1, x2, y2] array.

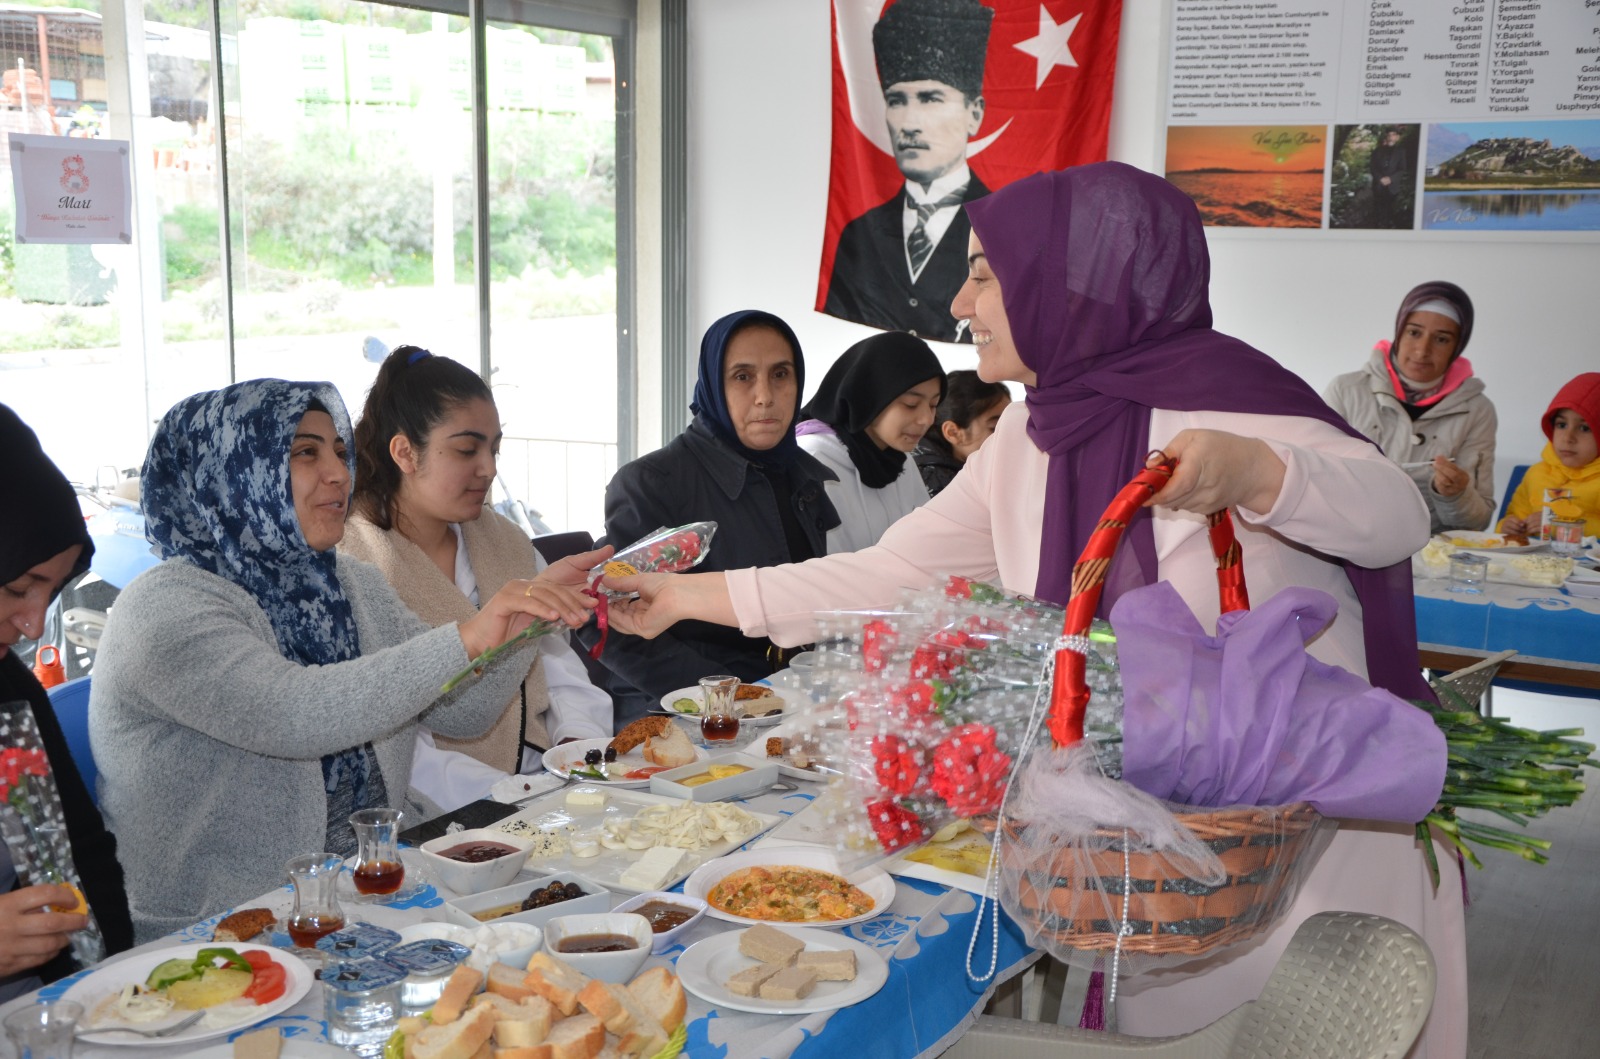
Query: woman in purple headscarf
[[606, 164, 1463, 1058]]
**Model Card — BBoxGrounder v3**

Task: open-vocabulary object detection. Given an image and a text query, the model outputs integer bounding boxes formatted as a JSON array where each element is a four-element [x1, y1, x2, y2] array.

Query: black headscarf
[[690, 310, 807, 469], [800, 332, 946, 489], [1, 404, 93, 590]]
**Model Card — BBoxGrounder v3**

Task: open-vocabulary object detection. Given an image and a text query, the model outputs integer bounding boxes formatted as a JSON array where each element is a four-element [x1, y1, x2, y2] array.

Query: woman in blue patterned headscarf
[[90, 379, 597, 942]]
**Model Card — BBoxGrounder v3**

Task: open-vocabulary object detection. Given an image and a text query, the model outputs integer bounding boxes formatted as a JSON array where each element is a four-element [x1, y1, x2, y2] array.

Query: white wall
[[686, 0, 1600, 499]]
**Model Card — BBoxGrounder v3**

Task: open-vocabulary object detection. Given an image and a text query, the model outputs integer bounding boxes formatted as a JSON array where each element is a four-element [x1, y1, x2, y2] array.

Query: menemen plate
[[681, 845, 895, 929]]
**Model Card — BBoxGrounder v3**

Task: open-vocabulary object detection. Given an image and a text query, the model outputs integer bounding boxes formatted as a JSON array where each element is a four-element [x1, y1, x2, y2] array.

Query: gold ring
[[524, 583, 535, 597]]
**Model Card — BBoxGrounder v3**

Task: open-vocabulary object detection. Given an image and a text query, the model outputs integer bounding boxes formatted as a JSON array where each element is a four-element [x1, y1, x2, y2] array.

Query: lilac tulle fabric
[[1113, 581, 1446, 823], [964, 162, 1432, 702]]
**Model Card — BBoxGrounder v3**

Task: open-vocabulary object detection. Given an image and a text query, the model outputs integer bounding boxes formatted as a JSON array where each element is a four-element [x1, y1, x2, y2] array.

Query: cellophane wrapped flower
[[444, 522, 717, 692], [0, 698, 105, 969], [790, 577, 1124, 868]]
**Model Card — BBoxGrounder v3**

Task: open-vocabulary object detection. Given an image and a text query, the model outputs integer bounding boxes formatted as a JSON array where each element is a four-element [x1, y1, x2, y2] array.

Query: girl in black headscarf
[[597, 310, 840, 728], [0, 404, 133, 1001], [796, 332, 946, 552]]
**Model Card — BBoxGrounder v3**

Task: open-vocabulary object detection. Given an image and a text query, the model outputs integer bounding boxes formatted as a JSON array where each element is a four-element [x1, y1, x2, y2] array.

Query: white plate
[[542, 737, 707, 788], [658, 684, 792, 727], [487, 786, 781, 894], [676, 927, 887, 1015], [1433, 532, 1547, 555], [185, 1041, 349, 1059], [64, 942, 314, 1048], [1565, 571, 1600, 599], [682, 846, 896, 929], [760, 720, 830, 783]]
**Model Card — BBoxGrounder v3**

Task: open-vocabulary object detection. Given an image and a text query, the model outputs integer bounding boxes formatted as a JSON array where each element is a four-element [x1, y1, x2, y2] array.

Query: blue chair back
[[46, 675, 97, 804], [1498, 464, 1531, 523]]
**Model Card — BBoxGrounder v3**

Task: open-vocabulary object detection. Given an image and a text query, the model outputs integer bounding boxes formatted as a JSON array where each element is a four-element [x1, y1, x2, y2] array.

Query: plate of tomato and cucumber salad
[[63, 941, 313, 1046]]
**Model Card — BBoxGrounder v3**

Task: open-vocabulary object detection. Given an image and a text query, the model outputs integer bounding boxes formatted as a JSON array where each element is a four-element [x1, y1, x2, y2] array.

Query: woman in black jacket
[[597, 311, 839, 728], [1, 404, 133, 1001]]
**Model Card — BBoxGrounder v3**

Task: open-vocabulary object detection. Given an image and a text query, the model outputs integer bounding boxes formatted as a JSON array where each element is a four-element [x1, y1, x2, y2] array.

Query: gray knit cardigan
[[89, 555, 530, 943]]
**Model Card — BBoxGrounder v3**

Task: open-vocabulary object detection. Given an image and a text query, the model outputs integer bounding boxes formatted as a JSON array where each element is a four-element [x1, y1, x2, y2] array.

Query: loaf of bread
[[213, 907, 275, 943]]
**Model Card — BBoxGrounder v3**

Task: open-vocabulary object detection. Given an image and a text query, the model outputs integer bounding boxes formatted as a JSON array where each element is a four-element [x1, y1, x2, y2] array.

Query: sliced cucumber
[[671, 698, 700, 714], [145, 957, 200, 990]]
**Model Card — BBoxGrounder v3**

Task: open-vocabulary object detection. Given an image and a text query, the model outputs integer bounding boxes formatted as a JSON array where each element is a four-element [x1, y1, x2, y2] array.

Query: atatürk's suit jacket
[[823, 176, 989, 343]]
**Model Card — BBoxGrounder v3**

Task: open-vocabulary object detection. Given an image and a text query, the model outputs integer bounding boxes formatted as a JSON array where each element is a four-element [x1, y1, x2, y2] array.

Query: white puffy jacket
[[1323, 349, 1497, 533]]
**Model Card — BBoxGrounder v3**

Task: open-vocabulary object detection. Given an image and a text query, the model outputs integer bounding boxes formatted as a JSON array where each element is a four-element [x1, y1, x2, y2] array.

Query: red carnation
[[862, 619, 897, 673], [929, 724, 1012, 817], [888, 680, 936, 717], [871, 734, 922, 796], [866, 798, 926, 852], [945, 575, 976, 599]]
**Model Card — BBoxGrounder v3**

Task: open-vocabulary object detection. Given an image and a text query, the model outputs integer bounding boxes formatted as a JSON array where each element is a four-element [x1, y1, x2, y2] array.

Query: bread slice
[[738, 924, 804, 966], [411, 1003, 498, 1059], [472, 992, 553, 1048], [231, 1027, 282, 1059], [796, 948, 857, 982], [486, 962, 541, 1003], [758, 966, 818, 1001], [432, 965, 486, 1024], [575, 980, 667, 1056], [609, 716, 671, 755], [625, 967, 686, 1032], [469, 1044, 492, 1059], [724, 963, 782, 998], [542, 1012, 605, 1059], [641, 724, 696, 768], [523, 951, 591, 1017], [213, 907, 276, 943]]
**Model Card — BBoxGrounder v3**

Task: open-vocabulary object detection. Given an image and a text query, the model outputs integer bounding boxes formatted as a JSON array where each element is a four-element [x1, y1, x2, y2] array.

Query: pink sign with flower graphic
[[8, 133, 131, 244]]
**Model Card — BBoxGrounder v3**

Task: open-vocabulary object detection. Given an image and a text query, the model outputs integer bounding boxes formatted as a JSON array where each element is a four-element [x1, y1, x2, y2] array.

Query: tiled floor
[[1463, 688, 1600, 1059]]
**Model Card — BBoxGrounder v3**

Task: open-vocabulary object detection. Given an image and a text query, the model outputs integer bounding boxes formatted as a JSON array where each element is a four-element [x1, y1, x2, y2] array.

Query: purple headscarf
[[965, 162, 1430, 701]]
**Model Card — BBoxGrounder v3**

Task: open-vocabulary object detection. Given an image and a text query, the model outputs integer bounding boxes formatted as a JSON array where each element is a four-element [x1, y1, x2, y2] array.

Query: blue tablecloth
[[1414, 575, 1600, 666], [21, 787, 1034, 1058]]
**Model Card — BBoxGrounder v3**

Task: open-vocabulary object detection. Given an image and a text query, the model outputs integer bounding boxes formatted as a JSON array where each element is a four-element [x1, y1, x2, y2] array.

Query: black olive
[[563, 882, 583, 899], [603, 746, 618, 763], [584, 748, 602, 766]]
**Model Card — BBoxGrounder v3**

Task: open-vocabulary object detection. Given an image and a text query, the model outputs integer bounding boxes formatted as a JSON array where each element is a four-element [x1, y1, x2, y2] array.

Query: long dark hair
[[352, 346, 493, 530], [919, 370, 1010, 460]]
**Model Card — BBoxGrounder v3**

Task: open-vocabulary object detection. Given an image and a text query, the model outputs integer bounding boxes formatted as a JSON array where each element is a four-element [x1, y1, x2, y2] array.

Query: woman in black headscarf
[[796, 332, 945, 553], [597, 310, 840, 728], [0, 404, 133, 1001]]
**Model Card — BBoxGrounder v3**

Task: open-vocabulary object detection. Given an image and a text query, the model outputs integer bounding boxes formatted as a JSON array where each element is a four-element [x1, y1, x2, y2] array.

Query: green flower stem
[[441, 619, 562, 694]]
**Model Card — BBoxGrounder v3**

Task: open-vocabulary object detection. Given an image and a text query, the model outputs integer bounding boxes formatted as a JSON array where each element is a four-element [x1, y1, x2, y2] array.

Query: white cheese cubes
[[565, 787, 610, 810], [618, 846, 688, 891]]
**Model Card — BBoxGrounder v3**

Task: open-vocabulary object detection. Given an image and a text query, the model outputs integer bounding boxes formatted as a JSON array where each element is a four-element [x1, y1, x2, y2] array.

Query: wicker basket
[[1002, 458, 1331, 959]]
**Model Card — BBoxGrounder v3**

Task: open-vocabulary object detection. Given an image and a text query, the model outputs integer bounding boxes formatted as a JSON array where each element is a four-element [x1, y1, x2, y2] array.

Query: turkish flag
[[817, 0, 1122, 342]]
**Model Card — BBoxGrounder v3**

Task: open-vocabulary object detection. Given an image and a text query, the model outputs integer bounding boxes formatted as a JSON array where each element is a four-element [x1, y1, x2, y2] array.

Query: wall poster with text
[[1164, 0, 1600, 234]]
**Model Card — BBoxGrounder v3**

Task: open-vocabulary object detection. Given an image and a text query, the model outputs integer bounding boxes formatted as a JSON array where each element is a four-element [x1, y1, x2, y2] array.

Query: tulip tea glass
[[350, 808, 405, 898], [1448, 552, 1489, 594], [286, 852, 346, 948], [3, 1000, 82, 1059], [699, 674, 740, 744]]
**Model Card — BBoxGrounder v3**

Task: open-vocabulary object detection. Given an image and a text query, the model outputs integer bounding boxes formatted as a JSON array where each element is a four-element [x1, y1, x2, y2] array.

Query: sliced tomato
[[622, 766, 669, 780], [241, 953, 287, 1005]]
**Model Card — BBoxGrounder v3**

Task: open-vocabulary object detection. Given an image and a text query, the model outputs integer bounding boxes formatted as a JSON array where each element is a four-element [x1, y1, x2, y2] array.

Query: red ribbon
[[585, 576, 608, 660]]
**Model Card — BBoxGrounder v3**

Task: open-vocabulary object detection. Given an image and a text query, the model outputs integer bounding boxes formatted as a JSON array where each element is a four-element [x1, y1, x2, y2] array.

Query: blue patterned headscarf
[[142, 379, 359, 667], [142, 380, 382, 854]]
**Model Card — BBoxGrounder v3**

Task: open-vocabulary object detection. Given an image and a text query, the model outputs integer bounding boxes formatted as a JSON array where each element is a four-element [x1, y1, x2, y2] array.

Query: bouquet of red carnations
[[790, 576, 1122, 864], [442, 522, 717, 692], [0, 699, 105, 969]]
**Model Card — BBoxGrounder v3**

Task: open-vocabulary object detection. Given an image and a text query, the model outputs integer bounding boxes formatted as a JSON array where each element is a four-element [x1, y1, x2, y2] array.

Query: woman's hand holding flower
[[536, 544, 615, 589], [459, 579, 597, 659], [0, 884, 86, 976], [602, 571, 736, 639], [1146, 429, 1286, 516]]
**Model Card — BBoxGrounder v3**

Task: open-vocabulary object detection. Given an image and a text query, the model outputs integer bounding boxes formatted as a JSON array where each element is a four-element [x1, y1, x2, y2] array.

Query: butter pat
[[565, 787, 610, 811], [618, 846, 688, 891]]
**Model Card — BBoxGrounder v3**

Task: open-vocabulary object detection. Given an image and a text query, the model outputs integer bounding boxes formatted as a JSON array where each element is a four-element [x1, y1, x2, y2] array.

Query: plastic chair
[[45, 675, 97, 804], [940, 911, 1435, 1059], [1497, 463, 1530, 523], [1430, 648, 1516, 717]]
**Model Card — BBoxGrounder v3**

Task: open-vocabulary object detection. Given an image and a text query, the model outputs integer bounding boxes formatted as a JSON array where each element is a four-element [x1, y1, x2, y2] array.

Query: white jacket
[[1323, 349, 1497, 533], [798, 431, 931, 554]]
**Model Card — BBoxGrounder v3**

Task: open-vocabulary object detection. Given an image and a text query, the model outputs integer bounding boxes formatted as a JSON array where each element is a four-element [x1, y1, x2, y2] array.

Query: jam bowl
[[417, 828, 535, 894], [610, 891, 708, 955]]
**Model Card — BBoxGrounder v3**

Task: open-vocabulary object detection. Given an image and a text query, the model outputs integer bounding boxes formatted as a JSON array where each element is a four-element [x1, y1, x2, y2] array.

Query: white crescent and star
[[841, 1, 1084, 158]]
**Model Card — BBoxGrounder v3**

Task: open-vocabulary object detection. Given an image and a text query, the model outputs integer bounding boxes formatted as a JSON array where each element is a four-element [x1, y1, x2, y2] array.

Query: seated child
[[1499, 372, 1600, 539]]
